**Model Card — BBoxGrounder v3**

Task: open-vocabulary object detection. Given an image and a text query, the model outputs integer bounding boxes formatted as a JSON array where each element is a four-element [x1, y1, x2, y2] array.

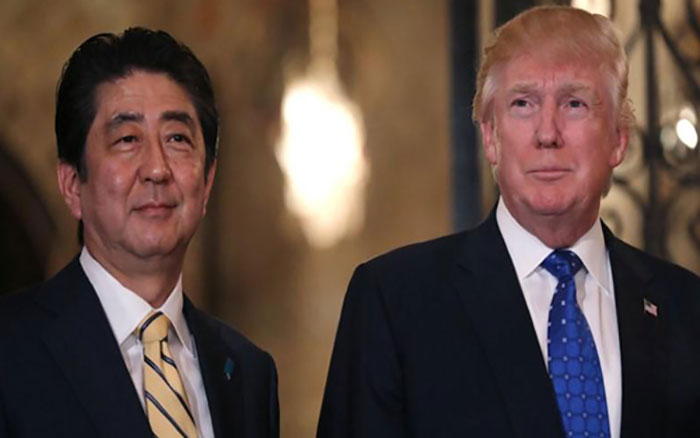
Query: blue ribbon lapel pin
[[224, 357, 235, 381]]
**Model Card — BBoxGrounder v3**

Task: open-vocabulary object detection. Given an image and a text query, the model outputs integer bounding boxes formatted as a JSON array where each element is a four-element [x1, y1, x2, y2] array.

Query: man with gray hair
[[318, 6, 700, 437]]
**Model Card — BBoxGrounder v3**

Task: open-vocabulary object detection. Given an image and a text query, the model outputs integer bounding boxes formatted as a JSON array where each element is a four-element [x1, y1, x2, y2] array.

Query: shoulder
[[188, 306, 275, 369], [609, 234, 700, 286], [0, 256, 84, 307], [0, 260, 77, 334], [340, 231, 476, 319], [358, 231, 469, 281], [0, 259, 90, 365], [608, 234, 700, 319], [0, 282, 41, 315], [358, 213, 499, 281], [0, 283, 43, 339]]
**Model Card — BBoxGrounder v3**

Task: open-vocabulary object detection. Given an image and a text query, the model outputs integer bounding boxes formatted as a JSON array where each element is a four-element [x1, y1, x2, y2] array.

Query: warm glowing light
[[676, 118, 698, 149], [571, 0, 611, 16], [276, 75, 368, 248], [660, 126, 677, 150], [679, 105, 697, 124]]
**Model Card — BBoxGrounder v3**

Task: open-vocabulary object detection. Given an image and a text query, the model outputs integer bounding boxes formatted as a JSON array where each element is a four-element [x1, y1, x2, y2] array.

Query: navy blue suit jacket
[[318, 213, 700, 437], [0, 258, 279, 438]]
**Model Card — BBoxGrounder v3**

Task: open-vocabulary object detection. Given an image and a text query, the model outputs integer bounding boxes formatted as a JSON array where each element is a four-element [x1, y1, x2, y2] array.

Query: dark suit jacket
[[0, 258, 279, 438], [318, 213, 700, 437]]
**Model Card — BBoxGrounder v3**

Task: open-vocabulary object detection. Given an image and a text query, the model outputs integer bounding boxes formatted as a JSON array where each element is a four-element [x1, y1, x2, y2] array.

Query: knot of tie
[[139, 311, 170, 344], [541, 249, 583, 281]]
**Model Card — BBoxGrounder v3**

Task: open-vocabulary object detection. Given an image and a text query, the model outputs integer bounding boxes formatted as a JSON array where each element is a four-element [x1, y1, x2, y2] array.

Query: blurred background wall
[[2, 0, 700, 436]]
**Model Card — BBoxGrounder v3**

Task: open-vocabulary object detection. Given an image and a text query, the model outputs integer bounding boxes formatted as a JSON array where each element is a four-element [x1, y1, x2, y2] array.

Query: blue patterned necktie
[[542, 250, 610, 438]]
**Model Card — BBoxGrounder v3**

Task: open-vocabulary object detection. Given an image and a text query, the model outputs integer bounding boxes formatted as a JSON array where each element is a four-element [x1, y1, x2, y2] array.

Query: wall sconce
[[275, 0, 368, 249]]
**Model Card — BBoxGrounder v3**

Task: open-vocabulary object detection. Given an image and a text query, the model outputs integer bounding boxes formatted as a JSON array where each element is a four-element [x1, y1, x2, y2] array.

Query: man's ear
[[202, 159, 217, 216], [57, 162, 83, 220], [610, 125, 629, 168], [480, 119, 498, 166]]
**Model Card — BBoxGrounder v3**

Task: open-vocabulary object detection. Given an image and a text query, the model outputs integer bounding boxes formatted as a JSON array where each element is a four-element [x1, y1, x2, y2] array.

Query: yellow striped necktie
[[139, 311, 198, 438]]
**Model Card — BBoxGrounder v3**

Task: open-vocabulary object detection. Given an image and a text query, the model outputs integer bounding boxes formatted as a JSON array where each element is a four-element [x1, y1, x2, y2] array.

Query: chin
[[126, 238, 182, 260], [526, 195, 574, 217]]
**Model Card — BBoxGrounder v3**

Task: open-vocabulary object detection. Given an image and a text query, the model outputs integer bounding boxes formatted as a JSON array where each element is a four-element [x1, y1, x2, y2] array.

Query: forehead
[[93, 71, 198, 120], [499, 53, 607, 95]]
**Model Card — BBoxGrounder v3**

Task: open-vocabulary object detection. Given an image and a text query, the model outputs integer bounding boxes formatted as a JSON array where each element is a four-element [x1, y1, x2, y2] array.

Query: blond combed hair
[[472, 6, 634, 130]]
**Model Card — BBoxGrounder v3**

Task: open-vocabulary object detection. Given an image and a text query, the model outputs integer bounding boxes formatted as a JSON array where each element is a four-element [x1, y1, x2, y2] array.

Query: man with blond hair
[[318, 6, 700, 438]]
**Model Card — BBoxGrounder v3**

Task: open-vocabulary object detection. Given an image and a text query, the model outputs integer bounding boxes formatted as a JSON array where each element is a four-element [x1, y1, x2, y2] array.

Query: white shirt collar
[[78, 246, 193, 351], [496, 197, 612, 296]]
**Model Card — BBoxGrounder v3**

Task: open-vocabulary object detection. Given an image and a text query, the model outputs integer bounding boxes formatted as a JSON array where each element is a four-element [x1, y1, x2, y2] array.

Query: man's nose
[[536, 101, 561, 148], [140, 138, 173, 183]]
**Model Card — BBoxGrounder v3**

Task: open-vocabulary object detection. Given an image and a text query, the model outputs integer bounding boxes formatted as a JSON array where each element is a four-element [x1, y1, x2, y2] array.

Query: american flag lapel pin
[[643, 298, 658, 318]]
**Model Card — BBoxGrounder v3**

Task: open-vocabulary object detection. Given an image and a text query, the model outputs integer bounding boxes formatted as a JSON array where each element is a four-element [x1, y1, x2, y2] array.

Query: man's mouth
[[527, 167, 571, 181], [133, 201, 177, 217]]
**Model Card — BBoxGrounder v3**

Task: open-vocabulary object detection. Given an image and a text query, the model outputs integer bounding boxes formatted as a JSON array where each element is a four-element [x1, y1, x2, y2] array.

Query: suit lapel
[[451, 213, 563, 437], [36, 259, 151, 438], [605, 229, 667, 438], [184, 299, 244, 438]]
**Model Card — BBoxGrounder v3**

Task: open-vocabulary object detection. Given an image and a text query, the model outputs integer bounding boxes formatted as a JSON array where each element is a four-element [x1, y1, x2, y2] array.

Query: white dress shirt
[[496, 198, 622, 438], [79, 247, 214, 438]]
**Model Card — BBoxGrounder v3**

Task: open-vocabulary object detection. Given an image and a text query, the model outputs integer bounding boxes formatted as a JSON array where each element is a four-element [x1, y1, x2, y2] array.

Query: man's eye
[[509, 98, 536, 117], [170, 134, 191, 143], [567, 99, 586, 109], [121, 135, 137, 143]]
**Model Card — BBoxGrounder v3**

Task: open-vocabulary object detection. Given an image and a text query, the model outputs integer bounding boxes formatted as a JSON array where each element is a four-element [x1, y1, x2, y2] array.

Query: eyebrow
[[507, 81, 594, 95], [161, 110, 196, 131], [106, 112, 144, 131], [558, 82, 593, 94], [507, 82, 539, 95], [104, 110, 196, 131]]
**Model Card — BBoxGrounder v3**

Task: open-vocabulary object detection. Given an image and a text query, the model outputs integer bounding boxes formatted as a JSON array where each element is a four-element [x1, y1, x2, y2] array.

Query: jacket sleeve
[[317, 263, 406, 438]]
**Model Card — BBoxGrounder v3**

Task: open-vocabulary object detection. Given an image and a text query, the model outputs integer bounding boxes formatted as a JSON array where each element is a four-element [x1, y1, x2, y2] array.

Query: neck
[[522, 216, 596, 248], [85, 244, 183, 308], [503, 200, 599, 249]]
